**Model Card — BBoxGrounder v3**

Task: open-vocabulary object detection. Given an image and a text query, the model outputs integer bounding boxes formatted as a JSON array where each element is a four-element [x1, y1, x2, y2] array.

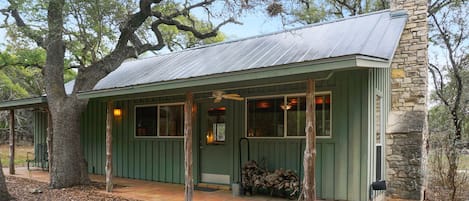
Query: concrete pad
[[4, 167, 292, 201]]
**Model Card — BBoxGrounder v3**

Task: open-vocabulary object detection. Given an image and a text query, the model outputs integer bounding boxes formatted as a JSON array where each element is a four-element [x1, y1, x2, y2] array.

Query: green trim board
[[0, 96, 47, 110]]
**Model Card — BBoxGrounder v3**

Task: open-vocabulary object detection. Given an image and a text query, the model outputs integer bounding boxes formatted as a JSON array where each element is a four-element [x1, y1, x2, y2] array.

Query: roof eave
[[0, 96, 48, 110], [78, 55, 389, 100]]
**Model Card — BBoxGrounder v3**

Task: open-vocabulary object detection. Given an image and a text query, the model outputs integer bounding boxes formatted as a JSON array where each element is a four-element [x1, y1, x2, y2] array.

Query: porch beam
[[9, 109, 15, 175], [184, 92, 194, 201], [105, 101, 113, 192], [302, 79, 316, 201]]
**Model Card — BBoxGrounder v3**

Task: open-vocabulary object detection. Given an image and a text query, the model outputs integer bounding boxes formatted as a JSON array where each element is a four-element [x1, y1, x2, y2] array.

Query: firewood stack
[[241, 160, 300, 199]]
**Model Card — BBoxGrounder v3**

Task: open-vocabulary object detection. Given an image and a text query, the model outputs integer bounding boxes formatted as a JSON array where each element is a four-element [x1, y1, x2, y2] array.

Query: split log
[[242, 160, 300, 199]]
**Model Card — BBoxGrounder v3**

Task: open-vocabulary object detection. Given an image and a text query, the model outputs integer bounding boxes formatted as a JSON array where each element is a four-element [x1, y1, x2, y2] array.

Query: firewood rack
[[239, 137, 250, 195]]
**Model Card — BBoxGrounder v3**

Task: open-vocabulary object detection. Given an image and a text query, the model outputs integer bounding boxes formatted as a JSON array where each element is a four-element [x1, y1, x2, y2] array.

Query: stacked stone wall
[[386, 0, 428, 200]]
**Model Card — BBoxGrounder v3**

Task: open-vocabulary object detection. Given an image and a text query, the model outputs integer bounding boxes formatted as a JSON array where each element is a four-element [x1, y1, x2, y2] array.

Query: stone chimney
[[386, 0, 428, 200]]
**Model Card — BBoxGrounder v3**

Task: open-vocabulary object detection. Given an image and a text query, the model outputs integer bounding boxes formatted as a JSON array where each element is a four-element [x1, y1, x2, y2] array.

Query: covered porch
[[4, 167, 297, 201]]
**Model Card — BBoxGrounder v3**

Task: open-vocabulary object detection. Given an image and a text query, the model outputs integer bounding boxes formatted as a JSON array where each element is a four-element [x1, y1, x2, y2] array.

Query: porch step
[[197, 183, 231, 191]]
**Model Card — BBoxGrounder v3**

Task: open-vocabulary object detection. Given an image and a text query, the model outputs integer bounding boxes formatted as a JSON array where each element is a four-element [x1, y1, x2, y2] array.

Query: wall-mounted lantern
[[113, 108, 122, 117]]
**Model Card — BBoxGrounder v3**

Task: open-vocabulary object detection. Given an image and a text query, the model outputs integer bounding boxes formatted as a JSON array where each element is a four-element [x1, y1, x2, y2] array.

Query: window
[[247, 97, 284, 137], [159, 104, 184, 137], [136, 106, 157, 137], [135, 103, 184, 137], [247, 93, 332, 138]]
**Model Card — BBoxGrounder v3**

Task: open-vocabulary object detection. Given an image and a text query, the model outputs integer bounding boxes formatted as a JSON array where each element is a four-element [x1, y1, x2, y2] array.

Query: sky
[[219, 13, 286, 40]]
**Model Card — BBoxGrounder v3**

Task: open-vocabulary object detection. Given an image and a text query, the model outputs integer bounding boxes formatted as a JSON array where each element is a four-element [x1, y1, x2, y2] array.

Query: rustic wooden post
[[46, 109, 53, 173], [184, 92, 194, 201], [302, 79, 316, 201], [105, 101, 113, 192], [9, 109, 15, 175]]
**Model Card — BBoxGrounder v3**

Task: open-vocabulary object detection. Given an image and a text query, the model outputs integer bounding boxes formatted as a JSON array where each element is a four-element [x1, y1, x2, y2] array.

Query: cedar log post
[[302, 79, 316, 201], [46, 109, 53, 173], [105, 101, 113, 192], [184, 92, 194, 201], [9, 109, 15, 175]]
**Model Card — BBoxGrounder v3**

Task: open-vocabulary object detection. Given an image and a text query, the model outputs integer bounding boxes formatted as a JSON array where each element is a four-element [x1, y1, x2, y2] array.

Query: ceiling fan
[[211, 90, 244, 103]]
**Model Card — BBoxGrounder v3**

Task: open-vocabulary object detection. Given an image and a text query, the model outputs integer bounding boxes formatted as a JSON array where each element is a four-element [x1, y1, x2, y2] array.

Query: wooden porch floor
[[4, 167, 300, 201]]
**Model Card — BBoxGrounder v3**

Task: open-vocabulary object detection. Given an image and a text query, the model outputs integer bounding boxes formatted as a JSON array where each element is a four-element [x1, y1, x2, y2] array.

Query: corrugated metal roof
[[0, 81, 76, 110], [93, 10, 407, 91]]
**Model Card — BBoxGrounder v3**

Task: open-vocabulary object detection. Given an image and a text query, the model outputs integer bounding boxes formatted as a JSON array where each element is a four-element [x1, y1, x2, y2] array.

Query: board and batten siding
[[367, 67, 391, 199], [31, 69, 376, 200], [229, 70, 370, 200], [80, 97, 186, 184], [33, 111, 48, 168]]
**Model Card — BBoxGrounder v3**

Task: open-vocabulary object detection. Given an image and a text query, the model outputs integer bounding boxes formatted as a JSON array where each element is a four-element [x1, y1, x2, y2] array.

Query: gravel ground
[[5, 176, 140, 201]]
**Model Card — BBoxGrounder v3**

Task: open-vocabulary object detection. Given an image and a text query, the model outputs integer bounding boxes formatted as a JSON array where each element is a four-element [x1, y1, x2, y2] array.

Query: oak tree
[[0, 0, 252, 189]]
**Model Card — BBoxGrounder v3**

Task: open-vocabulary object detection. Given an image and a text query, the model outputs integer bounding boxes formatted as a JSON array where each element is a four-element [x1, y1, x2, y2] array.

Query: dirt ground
[[5, 176, 140, 201]]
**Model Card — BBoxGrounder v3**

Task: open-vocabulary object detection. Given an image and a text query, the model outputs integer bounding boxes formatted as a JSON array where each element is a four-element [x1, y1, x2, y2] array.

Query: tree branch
[[157, 17, 235, 39], [428, 0, 452, 16], [429, 63, 450, 107], [0, 62, 44, 70], [5, 1, 45, 48]]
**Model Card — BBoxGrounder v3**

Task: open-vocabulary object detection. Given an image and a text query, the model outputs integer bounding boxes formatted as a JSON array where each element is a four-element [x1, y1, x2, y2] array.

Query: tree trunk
[[184, 92, 194, 201], [47, 110, 53, 173], [301, 79, 316, 201], [9, 110, 15, 175], [43, 0, 89, 188], [105, 101, 113, 192], [0, 159, 11, 201], [49, 97, 90, 188]]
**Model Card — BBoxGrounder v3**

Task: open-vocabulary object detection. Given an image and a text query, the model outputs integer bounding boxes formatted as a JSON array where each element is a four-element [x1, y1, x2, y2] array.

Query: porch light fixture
[[113, 108, 122, 117]]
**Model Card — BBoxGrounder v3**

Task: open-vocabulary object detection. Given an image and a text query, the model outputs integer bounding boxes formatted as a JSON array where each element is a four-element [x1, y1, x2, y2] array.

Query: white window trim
[[245, 92, 332, 139], [134, 102, 185, 139]]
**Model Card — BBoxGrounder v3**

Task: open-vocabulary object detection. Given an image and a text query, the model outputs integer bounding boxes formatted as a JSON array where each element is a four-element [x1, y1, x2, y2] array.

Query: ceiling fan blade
[[223, 96, 244, 101], [224, 94, 241, 97]]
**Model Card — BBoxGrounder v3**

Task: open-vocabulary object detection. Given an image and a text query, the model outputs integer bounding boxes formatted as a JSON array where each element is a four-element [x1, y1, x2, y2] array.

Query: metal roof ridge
[[124, 9, 396, 64]]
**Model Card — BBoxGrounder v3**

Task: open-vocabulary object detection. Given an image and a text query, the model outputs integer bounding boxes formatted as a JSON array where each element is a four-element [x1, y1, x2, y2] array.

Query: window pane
[[286, 94, 331, 137], [247, 97, 284, 137], [315, 94, 331, 136], [159, 105, 184, 136], [136, 106, 157, 137], [287, 96, 306, 136]]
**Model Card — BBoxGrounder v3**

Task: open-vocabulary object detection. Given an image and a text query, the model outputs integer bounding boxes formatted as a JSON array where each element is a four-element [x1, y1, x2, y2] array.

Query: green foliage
[[0, 48, 46, 100], [269, 0, 389, 24], [0, 46, 78, 100]]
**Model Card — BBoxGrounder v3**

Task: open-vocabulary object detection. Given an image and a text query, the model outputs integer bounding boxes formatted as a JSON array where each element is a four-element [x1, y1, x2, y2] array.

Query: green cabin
[[1, 10, 410, 201]]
